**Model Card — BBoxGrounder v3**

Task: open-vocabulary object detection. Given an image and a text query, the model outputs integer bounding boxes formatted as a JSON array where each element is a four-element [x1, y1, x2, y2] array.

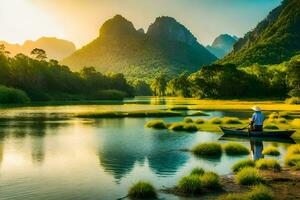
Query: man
[[250, 106, 264, 131]]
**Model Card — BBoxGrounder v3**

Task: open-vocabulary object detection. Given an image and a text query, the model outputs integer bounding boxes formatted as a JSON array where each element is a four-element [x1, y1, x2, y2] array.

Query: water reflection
[[250, 140, 264, 161]]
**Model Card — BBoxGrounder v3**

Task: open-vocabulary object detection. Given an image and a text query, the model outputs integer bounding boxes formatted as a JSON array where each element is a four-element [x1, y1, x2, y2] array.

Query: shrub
[[184, 117, 193, 123], [168, 122, 198, 132], [190, 167, 205, 176], [90, 89, 127, 100], [200, 172, 221, 189], [247, 185, 274, 200], [190, 111, 209, 116], [178, 175, 202, 195], [192, 142, 222, 157], [235, 167, 264, 185], [223, 117, 243, 124], [183, 123, 198, 132], [262, 146, 280, 156], [285, 154, 300, 167], [232, 159, 255, 173], [223, 142, 250, 155], [145, 120, 167, 129], [291, 119, 300, 128], [210, 117, 222, 124], [0, 85, 30, 104], [217, 193, 246, 200], [255, 158, 281, 172], [128, 181, 157, 199], [195, 118, 205, 124], [285, 97, 300, 105], [264, 124, 279, 130]]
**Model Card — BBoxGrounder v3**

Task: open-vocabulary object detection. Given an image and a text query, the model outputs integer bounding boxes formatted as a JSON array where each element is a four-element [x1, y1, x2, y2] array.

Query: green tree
[[151, 73, 167, 96], [31, 48, 47, 60]]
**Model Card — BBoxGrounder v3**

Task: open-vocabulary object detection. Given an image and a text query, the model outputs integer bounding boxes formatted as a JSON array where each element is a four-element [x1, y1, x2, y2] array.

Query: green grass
[[277, 118, 288, 124], [192, 142, 222, 157], [184, 117, 193, 123], [232, 159, 255, 173], [145, 120, 167, 129], [195, 118, 205, 124], [286, 97, 300, 105], [169, 106, 189, 111], [183, 123, 198, 132], [223, 117, 243, 124], [285, 154, 300, 167], [199, 172, 221, 189], [128, 181, 157, 199], [262, 146, 280, 156], [217, 193, 246, 200], [287, 144, 300, 155], [0, 85, 30, 104], [235, 167, 264, 185], [189, 111, 209, 116], [255, 158, 281, 172], [210, 117, 223, 124], [291, 119, 300, 128], [190, 167, 205, 176], [178, 175, 202, 195], [264, 124, 279, 130], [168, 122, 198, 132], [223, 142, 250, 155]]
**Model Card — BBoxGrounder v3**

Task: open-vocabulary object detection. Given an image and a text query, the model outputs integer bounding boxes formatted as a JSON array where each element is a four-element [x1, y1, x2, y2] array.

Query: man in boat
[[250, 106, 265, 132]]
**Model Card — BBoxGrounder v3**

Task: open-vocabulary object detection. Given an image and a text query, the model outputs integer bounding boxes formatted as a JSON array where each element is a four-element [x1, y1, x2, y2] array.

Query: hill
[[220, 0, 300, 66], [206, 34, 238, 58], [62, 15, 216, 79], [0, 37, 76, 60]]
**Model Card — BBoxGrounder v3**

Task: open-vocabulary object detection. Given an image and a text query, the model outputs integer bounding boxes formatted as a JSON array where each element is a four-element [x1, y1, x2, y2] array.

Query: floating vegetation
[[255, 158, 281, 172], [192, 142, 222, 157], [235, 167, 264, 185], [210, 117, 223, 124], [223, 117, 243, 124], [183, 117, 193, 123], [190, 167, 205, 176], [128, 181, 157, 199], [169, 106, 189, 111], [145, 120, 167, 129], [262, 146, 280, 156], [231, 159, 255, 173], [168, 122, 198, 132], [194, 118, 205, 124], [223, 142, 250, 155]]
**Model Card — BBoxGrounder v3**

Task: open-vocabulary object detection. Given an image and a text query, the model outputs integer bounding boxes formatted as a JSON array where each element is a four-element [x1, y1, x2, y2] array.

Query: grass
[[184, 117, 193, 123], [0, 85, 30, 104], [195, 118, 205, 124], [217, 193, 246, 200], [169, 106, 189, 111], [223, 142, 250, 155], [189, 111, 209, 116], [277, 117, 287, 124], [291, 119, 300, 128], [128, 181, 157, 199], [231, 159, 255, 173], [223, 117, 243, 124], [262, 146, 280, 156], [285, 97, 300, 105], [145, 120, 167, 129], [190, 167, 205, 176], [235, 167, 264, 185], [168, 122, 198, 132], [178, 175, 202, 195], [287, 144, 300, 155], [210, 117, 223, 124], [263, 124, 279, 130], [192, 142, 222, 157], [285, 154, 300, 167], [255, 158, 281, 172], [199, 172, 221, 189]]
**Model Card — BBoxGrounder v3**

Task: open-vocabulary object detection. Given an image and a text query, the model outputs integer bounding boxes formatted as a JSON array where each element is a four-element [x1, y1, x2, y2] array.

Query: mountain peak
[[99, 14, 137, 38], [212, 34, 237, 48]]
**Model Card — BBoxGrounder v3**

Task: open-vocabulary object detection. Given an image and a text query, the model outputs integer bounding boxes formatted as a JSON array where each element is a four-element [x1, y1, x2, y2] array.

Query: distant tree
[[131, 80, 152, 96], [31, 48, 47, 60], [166, 72, 190, 97], [286, 60, 300, 97], [151, 73, 167, 96]]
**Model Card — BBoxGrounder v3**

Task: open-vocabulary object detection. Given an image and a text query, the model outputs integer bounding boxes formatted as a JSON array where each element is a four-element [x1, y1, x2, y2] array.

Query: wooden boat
[[220, 127, 295, 138]]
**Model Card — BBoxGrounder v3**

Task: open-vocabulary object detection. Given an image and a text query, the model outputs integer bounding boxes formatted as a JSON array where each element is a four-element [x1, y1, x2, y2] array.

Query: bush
[[184, 117, 193, 123], [291, 119, 300, 128], [200, 172, 221, 189], [192, 142, 222, 157], [128, 181, 157, 199], [262, 146, 280, 156], [223, 117, 243, 124], [183, 123, 198, 132], [145, 120, 167, 129], [285, 97, 300, 105], [210, 117, 223, 124], [217, 193, 246, 200], [89, 89, 127, 100], [255, 158, 281, 172], [247, 185, 274, 200], [264, 124, 279, 130], [285, 154, 300, 167], [223, 142, 250, 155], [232, 159, 255, 173], [189, 111, 209, 116], [168, 122, 198, 132], [0, 85, 30, 104], [178, 175, 202, 195], [235, 167, 264, 185], [195, 118, 205, 124], [190, 167, 205, 176]]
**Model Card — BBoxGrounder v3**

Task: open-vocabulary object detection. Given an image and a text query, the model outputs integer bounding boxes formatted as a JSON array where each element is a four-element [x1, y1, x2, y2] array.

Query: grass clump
[[223, 142, 250, 155], [145, 120, 167, 129], [210, 117, 223, 124], [0, 85, 30, 104], [183, 123, 198, 132], [200, 172, 221, 189], [170, 106, 189, 111], [190, 167, 205, 176], [285, 154, 300, 167], [255, 158, 281, 172], [192, 142, 222, 157], [247, 184, 274, 200], [178, 175, 202, 195], [262, 146, 280, 156], [264, 124, 279, 130], [189, 111, 209, 116], [184, 117, 193, 123], [277, 118, 287, 124], [128, 181, 157, 199], [291, 119, 300, 128], [168, 122, 198, 132], [286, 144, 300, 155], [235, 167, 264, 185], [223, 117, 243, 124], [195, 118, 205, 124], [232, 159, 255, 173], [217, 193, 246, 200], [285, 97, 300, 105]]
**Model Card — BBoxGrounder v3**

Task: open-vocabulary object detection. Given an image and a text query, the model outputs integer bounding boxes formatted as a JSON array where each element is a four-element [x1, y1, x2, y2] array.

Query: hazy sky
[[0, 0, 282, 48]]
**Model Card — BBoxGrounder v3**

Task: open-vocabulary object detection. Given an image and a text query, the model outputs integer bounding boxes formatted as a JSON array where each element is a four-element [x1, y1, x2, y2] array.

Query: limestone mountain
[[0, 37, 76, 60], [62, 15, 216, 79], [220, 0, 300, 66], [206, 34, 238, 58]]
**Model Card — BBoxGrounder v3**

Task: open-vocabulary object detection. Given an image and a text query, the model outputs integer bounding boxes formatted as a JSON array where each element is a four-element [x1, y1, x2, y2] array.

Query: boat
[[220, 126, 295, 138]]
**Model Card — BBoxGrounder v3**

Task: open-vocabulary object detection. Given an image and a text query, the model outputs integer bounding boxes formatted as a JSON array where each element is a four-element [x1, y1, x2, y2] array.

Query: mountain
[[206, 34, 238, 58], [220, 0, 300, 66], [62, 15, 216, 79], [0, 37, 76, 60]]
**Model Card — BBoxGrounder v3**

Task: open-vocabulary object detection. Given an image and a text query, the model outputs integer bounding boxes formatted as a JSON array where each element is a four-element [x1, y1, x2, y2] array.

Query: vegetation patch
[[223, 142, 250, 155], [291, 119, 300, 128], [145, 120, 167, 129], [287, 144, 300, 155], [183, 117, 193, 123], [210, 117, 223, 124], [199, 172, 221, 190], [168, 122, 198, 132], [0, 85, 30, 104], [262, 146, 280, 156], [235, 167, 264, 185], [232, 159, 255, 173], [189, 111, 209, 116], [255, 158, 281, 172], [170, 106, 189, 111], [128, 181, 157, 199], [223, 117, 243, 124], [190, 167, 205, 176], [264, 124, 279, 130], [192, 142, 222, 157], [285, 154, 300, 168], [286, 97, 300, 105], [217, 193, 246, 200], [195, 118, 205, 124], [178, 175, 202, 195]]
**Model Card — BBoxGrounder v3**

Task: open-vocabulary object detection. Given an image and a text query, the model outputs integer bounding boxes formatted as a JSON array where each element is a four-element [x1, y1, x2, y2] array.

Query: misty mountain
[[206, 34, 238, 58]]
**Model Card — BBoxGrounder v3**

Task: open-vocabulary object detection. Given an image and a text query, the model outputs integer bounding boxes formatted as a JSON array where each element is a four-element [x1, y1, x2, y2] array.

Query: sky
[[0, 0, 282, 48]]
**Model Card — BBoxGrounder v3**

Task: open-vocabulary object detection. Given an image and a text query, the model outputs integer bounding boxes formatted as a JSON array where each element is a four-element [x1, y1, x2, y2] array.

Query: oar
[[237, 124, 250, 130]]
